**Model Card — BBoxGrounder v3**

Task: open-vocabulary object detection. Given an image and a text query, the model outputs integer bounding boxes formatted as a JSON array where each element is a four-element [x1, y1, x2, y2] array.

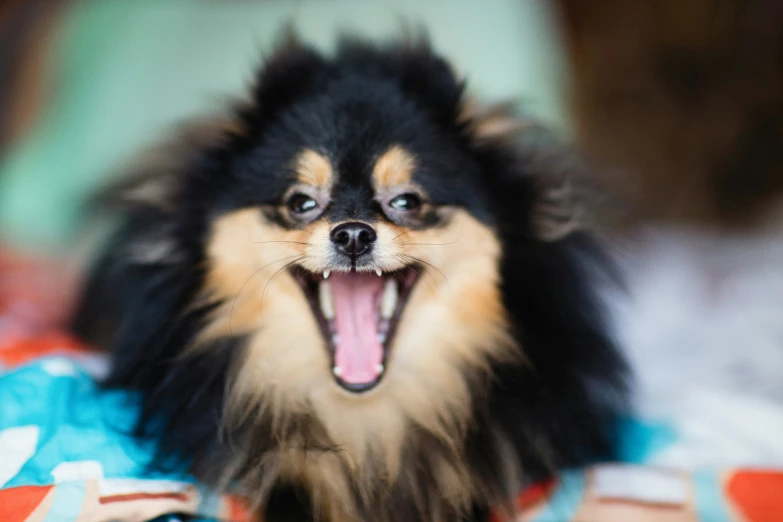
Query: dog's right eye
[[287, 193, 319, 214], [389, 193, 422, 212]]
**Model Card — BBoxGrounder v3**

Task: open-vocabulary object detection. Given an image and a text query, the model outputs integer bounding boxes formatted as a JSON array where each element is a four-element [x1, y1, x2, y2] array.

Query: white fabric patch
[[592, 465, 688, 505], [51, 460, 104, 483], [41, 357, 77, 376], [0, 425, 39, 487], [99, 478, 191, 496]]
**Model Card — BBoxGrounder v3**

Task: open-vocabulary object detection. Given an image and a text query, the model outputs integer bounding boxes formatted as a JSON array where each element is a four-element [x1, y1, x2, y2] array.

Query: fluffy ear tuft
[[242, 30, 331, 137], [92, 115, 237, 214], [458, 99, 531, 146], [520, 135, 629, 241], [337, 32, 466, 130], [531, 176, 582, 241], [516, 128, 586, 241], [462, 100, 587, 242]]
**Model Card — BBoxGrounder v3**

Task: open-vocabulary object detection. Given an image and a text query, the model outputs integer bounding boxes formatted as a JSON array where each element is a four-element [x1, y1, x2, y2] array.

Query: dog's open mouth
[[291, 266, 419, 392]]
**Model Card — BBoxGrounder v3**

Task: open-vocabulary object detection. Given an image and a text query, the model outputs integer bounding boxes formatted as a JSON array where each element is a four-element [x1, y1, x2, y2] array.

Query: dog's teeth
[[319, 279, 335, 320], [375, 268, 382, 277], [377, 332, 386, 343], [323, 270, 330, 279], [380, 278, 398, 319], [375, 364, 384, 374], [333, 366, 342, 377]]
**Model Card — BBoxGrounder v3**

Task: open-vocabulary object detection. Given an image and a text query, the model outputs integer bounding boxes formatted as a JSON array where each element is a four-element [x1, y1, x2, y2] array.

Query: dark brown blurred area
[[0, 0, 62, 155], [555, 0, 783, 230]]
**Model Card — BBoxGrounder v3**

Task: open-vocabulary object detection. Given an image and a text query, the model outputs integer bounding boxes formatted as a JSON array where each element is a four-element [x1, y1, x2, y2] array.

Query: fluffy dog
[[72, 34, 627, 522]]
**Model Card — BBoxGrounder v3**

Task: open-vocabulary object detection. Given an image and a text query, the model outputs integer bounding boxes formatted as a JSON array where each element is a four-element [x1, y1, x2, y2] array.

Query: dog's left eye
[[287, 193, 319, 214], [389, 193, 422, 212]]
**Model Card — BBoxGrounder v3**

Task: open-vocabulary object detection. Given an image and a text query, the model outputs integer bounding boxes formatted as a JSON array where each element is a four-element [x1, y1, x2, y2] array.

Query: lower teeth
[[380, 278, 398, 319]]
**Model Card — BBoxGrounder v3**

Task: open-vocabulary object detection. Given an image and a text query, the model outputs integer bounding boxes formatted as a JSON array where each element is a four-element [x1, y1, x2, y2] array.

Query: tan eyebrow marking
[[295, 149, 334, 187], [372, 145, 416, 187]]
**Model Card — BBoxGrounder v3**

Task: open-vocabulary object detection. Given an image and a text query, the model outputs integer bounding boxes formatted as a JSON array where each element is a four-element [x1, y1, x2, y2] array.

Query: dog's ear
[[242, 31, 331, 137], [93, 116, 233, 215], [531, 175, 582, 242], [457, 99, 530, 147], [459, 99, 586, 241], [387, 40, 466, 130], [337, 33, 466, 130]]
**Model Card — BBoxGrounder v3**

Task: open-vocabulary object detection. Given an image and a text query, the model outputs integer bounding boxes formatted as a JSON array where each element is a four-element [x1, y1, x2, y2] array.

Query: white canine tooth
[[377, 333, 386, 343], [333, 366, 342, 377], [375, 364, 385, 373], [380, 278, 398, 319], [323, 270, 330, 279], [375, 268, 382, 277], [319, 279, 335, 320]]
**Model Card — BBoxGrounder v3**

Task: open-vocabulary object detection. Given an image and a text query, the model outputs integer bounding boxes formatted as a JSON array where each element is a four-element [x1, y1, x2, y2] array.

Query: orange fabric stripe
[[726, 470, 783, 522], [0, 485, 53, 522]]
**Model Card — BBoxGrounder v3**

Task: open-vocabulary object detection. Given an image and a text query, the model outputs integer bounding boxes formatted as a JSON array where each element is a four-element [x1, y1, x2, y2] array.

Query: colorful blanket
[[1, 252, 781, 522], [0, 334, 256, 522]]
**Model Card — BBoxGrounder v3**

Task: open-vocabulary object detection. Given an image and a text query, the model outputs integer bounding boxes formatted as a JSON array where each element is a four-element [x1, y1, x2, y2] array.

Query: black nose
[[330, 222, 377, 258]]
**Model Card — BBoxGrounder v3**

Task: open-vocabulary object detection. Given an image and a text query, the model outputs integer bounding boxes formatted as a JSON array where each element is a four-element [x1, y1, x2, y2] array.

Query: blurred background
[[2, 0, 783, 468], [0, 0, 568, 250]]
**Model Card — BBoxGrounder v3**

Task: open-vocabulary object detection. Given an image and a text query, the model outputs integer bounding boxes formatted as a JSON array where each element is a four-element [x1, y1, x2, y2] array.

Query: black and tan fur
[[72, 34, 627, 522]]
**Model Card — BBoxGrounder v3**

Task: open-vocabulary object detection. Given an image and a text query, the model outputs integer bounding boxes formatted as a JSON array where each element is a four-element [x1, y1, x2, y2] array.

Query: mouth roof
[[292, 266, 419, 393]]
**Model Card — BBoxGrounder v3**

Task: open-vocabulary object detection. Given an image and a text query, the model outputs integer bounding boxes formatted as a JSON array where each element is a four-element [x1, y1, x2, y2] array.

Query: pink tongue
[[329, 272, 385, 385]]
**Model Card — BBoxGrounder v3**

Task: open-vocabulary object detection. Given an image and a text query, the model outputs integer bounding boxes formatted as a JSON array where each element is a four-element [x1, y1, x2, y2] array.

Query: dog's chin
[[291, 265, 420, 393]]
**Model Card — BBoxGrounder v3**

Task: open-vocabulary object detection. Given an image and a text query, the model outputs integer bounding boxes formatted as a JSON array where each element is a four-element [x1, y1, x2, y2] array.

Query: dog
[[72, 34, 628, 522]]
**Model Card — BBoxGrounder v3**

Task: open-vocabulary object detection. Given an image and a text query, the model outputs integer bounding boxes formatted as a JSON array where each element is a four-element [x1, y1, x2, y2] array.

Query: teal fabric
[[528, 470, 586, 522], [692, 470, 735, 522], [616, 416, 679, 463], [0, 357, 183, 488], [42, 482, 86, 522], [0, 355, 241, 520]]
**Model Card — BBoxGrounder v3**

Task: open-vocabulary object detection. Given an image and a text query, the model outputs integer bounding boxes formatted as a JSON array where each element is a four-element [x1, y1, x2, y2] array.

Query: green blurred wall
[[0, 0, 567, 252]]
